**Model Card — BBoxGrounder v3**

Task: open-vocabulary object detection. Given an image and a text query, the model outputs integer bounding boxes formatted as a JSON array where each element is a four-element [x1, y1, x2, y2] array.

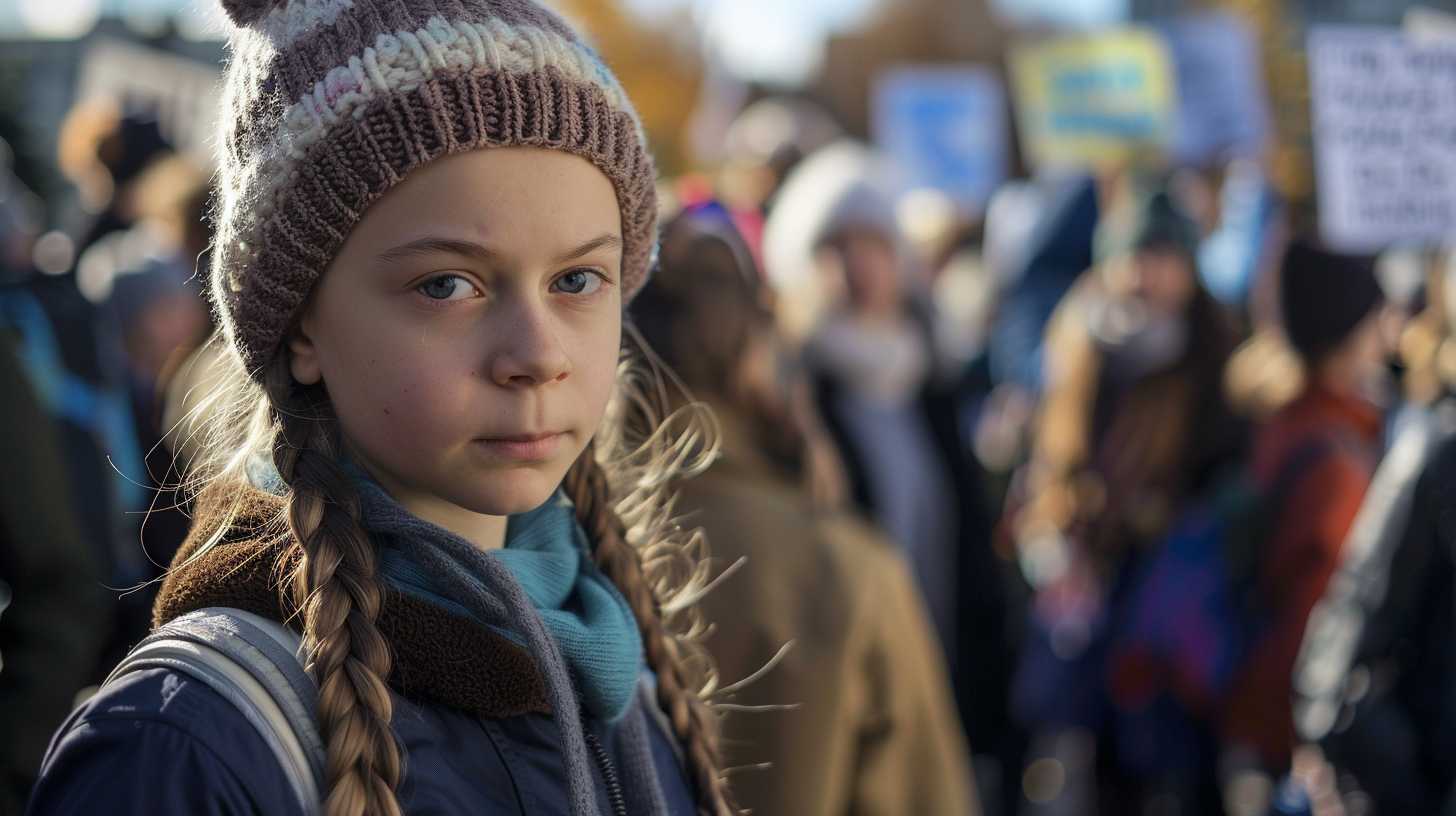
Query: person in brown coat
[[632, 204, 978, 815], [1005, 177, 1247, 814]]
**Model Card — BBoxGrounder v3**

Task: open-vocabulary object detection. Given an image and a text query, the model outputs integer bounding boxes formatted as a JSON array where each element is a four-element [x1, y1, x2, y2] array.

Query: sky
[[627, 0, 880, 81], [3, 0, 1128, 83]]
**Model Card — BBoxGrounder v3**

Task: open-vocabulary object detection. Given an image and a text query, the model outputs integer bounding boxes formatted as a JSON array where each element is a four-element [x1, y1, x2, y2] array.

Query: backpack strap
[[103, 607, 325, 815]]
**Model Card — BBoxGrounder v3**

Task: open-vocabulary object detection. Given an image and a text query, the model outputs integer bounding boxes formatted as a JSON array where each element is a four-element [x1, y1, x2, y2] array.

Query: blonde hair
[[170, 323, 737, 816]]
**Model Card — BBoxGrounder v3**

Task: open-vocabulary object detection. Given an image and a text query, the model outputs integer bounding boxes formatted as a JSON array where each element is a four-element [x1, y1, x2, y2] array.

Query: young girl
[[28, 1, 734, 814]]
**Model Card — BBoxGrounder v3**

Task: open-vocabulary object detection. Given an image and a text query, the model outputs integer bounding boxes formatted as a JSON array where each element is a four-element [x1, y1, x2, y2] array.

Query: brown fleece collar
[[153, 482, 550, 718]]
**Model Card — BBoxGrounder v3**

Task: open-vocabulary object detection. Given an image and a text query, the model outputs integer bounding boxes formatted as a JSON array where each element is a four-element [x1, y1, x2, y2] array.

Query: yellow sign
[[1010, 30, 1177, 168]]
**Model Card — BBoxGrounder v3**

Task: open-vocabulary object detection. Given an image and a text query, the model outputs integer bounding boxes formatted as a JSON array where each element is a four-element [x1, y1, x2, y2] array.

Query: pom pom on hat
[[1094, 178, 1200, 264], [220, 0, 283, 26]]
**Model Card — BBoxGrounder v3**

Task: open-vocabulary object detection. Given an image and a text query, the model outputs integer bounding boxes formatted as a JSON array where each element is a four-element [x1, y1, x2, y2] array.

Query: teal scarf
[[377, 492, 644, 722]]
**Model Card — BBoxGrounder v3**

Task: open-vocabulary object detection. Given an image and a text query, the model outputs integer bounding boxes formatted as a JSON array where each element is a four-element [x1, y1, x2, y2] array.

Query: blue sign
[[1156, 12, 1271, 164], [872, 67, 1009, 214]]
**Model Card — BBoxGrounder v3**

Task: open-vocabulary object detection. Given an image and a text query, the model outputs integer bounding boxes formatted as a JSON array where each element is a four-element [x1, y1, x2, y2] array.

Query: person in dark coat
[[1292, 248, 1456, 814], [0, 332, 108, 816]]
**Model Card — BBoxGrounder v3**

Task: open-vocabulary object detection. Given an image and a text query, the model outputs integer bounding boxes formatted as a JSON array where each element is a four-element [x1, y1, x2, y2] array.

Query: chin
[[445, 464, 570, 516]]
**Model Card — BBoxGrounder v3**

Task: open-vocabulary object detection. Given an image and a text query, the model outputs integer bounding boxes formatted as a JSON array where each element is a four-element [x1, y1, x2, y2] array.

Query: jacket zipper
[[585, 730, 629, 816]]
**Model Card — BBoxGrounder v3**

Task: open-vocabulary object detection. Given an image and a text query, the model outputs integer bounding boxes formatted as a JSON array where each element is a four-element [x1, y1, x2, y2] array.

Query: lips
[[473, 431, 565, 462]]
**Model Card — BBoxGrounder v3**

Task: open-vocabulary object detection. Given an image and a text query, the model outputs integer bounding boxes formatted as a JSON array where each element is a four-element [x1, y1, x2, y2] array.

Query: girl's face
[[289, 147, 624, 519]]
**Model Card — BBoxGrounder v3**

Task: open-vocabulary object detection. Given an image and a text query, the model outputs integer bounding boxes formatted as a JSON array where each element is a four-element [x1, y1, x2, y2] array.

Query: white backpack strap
[[105, 608, 325, 815]]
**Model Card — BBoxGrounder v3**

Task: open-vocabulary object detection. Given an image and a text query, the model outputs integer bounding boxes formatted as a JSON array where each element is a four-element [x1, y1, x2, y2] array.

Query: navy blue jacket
[[29, 665, 694, 815], [27, 483, 698, 815]]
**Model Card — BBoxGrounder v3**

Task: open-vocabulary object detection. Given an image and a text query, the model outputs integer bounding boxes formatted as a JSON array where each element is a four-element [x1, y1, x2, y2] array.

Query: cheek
[[572, 318, 622, 428], [316, 312, 481, 454]]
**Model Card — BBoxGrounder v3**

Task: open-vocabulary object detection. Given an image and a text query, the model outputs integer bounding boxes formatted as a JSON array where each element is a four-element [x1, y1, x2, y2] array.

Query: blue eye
[[554, 269, 603, 296], [418, 275, 478, 301]]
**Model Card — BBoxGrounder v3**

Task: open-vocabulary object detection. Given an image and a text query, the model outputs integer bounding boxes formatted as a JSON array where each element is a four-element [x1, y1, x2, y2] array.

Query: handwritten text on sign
[[1309, 27, 1456, 251]]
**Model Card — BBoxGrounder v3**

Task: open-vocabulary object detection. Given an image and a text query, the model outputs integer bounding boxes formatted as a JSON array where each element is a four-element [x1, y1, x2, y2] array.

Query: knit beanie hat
[[211, 0, 657, 378], [1280, 240, 1383, 364], [1094, 184, 1200, 265]]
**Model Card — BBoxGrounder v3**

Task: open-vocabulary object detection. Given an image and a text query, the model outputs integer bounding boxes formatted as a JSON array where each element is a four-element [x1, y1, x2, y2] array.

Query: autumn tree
[[551, 0, 704, 175]]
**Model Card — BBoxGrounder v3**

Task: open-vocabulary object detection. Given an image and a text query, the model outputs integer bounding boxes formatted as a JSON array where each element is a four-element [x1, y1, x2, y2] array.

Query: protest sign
[[872, 66, 1008, 214], [1010, 30, 1176, 169], [1156, 12, 1270, 164], [1309, 26, 1456, 251]]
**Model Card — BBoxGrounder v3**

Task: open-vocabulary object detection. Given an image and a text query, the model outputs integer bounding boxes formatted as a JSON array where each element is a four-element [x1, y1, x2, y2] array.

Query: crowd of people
[[1, 4, 1454, 815]]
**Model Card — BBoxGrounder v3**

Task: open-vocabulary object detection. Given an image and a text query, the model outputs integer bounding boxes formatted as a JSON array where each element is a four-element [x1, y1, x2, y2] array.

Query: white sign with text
[[1309, 26, 1456, 251]]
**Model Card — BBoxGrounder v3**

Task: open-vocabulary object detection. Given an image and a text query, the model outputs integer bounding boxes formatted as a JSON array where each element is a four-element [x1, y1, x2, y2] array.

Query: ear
[[287, 313, 323, 385]]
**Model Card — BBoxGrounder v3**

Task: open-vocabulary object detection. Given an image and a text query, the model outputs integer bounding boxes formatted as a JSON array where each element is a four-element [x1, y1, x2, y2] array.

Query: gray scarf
[[352, 477, 669, 816]]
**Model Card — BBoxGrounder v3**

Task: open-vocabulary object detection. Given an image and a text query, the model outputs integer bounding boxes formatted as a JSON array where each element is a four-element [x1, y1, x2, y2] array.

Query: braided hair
[[565, 441, 736, 816], [264, 358, 404, 816]]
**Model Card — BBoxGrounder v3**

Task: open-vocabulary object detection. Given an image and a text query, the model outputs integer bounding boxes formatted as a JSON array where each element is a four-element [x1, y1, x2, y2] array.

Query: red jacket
[[1222, 385, 1382, 772]]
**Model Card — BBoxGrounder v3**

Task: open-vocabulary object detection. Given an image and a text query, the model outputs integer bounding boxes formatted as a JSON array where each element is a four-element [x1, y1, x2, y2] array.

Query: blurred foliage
[[553, 0, 704, 176], [817, 0, 1008, 140]]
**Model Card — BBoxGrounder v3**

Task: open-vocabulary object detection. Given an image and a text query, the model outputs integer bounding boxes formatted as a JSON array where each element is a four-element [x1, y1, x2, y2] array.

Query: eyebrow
[[375, 234, 623, 266], [554, 234, 623, 264]]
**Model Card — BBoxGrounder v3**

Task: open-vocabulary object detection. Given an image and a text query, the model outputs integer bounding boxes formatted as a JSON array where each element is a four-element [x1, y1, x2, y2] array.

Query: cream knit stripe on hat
[[258, 0, 355, 46], [263, 0, 578, 102], [255, 17, 636, 216]]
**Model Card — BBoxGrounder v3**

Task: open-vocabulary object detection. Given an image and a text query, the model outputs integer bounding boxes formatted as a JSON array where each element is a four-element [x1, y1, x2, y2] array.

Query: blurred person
[[715, 97, 844, 270], [1220, 241, 1389, 811], [0, 330, 108, 816], [954, 181, 1046, 488], [720, 96, 843, 218], [1006, 177, 1246, 816], [761, 141, 889, 343], [800, 175, 967, 640], [931, 225, 1035, 809], [1291, 247, 1456, 814], [93, 160, 214, 669], [97, 158, 213, 473], [933, 235, 1000, 453], [781, 162, 1012, 789], [632, 203, 979, 816], [0, 142, 145, 683], [0, 142, 43, 286], [56, 102, 173, 256], [986, 174, 1099, 395]]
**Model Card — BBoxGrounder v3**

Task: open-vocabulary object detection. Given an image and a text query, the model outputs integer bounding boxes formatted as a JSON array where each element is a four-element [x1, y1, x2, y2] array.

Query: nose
[[488, 296, 571, 388]]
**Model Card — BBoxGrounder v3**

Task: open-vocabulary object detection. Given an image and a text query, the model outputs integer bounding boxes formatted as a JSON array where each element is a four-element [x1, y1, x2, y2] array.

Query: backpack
[[103, 608, 325, 815], [1108, 438, 1342, 733]]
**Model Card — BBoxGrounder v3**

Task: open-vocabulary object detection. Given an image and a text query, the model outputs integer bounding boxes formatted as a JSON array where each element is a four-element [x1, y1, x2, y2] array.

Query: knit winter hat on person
[[210, 0, 657, 378], [1280, 240, 1383, 364], [1094, 184, 1200, 265]]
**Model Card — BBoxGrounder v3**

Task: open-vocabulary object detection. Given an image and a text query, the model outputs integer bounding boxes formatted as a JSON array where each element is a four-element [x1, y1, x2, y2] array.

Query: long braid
[[267, 364, 403, 816], [565, 442, 737, 816]]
